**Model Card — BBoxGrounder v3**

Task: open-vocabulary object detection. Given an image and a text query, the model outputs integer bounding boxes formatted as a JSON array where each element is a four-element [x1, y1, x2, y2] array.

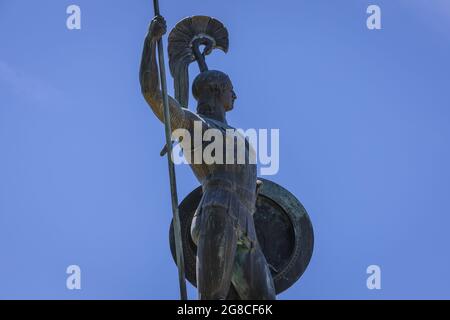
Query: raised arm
[[139, 16, 187, 130]]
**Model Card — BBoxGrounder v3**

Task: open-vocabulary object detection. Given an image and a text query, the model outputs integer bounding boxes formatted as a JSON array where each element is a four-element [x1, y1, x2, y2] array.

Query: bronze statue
[[140, 13, 314, 300]]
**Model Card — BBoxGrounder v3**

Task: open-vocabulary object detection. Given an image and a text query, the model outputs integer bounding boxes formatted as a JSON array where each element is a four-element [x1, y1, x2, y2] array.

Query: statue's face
[[222, 82, 237, 112]]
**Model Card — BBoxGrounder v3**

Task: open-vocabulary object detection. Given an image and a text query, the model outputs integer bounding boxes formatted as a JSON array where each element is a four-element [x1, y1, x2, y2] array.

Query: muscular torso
[[179, 111, 257, 206]]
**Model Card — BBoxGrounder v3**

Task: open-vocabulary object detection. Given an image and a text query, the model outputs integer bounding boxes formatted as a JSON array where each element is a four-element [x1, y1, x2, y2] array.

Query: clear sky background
[[1, 0, 450, 299]]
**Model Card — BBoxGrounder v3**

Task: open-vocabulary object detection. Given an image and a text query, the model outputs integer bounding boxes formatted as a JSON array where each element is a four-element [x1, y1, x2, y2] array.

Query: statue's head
[[192, 70, 237, 114]]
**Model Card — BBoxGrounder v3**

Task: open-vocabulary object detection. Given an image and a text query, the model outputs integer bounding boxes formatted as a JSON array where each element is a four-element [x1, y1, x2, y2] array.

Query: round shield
[[169, 178, 314, 295]]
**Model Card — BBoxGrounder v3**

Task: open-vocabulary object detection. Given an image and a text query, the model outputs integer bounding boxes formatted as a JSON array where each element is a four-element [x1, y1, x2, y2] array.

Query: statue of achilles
[[139, 15, 277, 300]]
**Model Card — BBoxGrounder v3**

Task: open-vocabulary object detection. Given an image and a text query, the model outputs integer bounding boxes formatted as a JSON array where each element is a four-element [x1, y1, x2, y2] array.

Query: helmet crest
[[168, 16, 229, 108]]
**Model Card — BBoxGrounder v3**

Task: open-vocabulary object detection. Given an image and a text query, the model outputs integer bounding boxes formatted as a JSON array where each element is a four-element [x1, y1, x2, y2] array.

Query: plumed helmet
[[168, 16, 229, 107]]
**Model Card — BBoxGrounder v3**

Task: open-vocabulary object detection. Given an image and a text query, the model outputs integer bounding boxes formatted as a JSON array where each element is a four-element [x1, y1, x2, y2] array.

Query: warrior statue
[[140, 14, 276, 300], [140, 12, 314, 300]]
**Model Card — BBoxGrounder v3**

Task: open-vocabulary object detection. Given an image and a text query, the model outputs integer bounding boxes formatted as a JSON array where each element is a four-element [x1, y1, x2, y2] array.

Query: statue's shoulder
[[182, 109, 233, 132], [183, 109, 203, 124], [181, 109, 210, 131], [202, 116, 234, 132]]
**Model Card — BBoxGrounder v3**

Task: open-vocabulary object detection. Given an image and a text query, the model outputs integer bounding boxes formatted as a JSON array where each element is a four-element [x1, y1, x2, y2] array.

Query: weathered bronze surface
[[140, 14, 314, 300]]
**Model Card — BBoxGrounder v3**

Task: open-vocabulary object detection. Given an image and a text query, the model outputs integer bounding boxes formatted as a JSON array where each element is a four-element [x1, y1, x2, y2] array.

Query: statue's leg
[[196, 205, 238, 300], [231, 241, 277, 300]]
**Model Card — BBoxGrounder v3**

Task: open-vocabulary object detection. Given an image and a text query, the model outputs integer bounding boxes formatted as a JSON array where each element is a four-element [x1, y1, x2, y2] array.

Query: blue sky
[[1, 0, 450, 299]]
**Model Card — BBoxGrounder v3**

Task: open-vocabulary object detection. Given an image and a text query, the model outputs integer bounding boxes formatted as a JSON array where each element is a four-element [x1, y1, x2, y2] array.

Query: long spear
[[152, 0, 187, 300]]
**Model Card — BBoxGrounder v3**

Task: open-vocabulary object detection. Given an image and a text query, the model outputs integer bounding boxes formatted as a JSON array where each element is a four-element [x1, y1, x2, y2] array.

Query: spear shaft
[[152, 0, 187, 300]]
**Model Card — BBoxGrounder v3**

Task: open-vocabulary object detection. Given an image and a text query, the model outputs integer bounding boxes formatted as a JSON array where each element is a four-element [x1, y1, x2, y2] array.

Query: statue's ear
[[210, 84, 222, 97]]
